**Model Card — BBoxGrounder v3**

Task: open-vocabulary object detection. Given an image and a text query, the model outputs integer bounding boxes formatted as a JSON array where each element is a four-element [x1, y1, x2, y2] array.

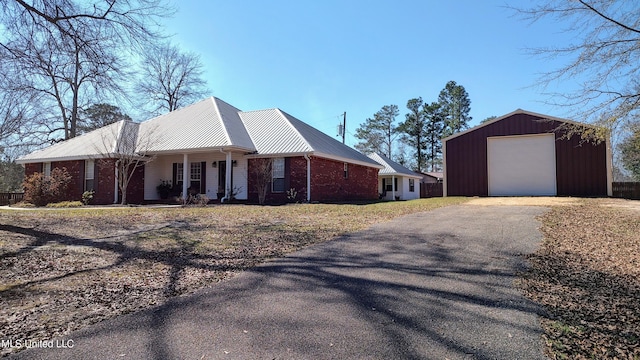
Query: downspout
[[304, 153, 311, 202], [114, 160, 120, 204]]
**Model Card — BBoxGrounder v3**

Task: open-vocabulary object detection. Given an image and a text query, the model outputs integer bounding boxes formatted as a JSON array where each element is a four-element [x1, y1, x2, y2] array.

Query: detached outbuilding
[[368, 153, 423, 200], [443, 109, 612, 197]]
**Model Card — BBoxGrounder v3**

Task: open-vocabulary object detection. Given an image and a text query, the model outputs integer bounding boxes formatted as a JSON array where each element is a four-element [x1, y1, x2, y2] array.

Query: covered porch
[[144, 150, 248, 203], [378, 174, 421, 201]]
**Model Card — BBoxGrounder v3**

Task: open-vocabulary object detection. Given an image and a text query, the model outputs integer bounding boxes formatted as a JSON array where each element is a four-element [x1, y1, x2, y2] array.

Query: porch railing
[[0, 192, 24, 205]]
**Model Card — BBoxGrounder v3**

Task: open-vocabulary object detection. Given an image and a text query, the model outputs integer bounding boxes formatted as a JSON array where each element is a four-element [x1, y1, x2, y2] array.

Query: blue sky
[[165, 1, 576, 147]]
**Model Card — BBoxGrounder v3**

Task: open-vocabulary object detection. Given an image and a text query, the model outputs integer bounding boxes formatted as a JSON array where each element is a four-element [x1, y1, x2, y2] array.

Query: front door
[[218, 161, 233, 194]]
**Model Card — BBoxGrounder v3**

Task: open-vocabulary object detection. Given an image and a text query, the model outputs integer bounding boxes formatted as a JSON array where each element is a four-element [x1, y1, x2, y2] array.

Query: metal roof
[[368, 153, 423, 178], [240, 109, 313, 154], [18, 97, 382, 168], [16, 121, 126, 163], [138, 97, 256, 153], [422, 171, 443, 180], [240, 108, 382, 168]]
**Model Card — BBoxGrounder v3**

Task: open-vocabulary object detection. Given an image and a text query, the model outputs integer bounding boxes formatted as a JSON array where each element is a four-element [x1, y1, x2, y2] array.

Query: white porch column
[[182, 153, 189, 203], [392, 175, 396, 200], [225, 151, 232, 200]]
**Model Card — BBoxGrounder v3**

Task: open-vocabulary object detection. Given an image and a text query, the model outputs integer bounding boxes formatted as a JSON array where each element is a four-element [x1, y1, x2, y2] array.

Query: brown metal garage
[[443, 109, 612, 197]]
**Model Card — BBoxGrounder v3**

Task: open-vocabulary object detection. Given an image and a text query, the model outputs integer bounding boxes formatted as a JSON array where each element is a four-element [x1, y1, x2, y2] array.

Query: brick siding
[[309, 157, 378, 202], [22, 159, 145, 205], [247, 156, 378, 204]]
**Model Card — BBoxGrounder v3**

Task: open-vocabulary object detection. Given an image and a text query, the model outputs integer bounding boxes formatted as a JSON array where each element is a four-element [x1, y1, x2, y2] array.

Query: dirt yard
[[466, 196, 581, 207], [0, 198, 466, 357], [1, 196, 638, 358]]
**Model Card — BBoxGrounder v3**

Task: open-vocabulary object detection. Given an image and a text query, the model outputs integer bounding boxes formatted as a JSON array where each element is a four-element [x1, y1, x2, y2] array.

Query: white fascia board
[[146, 145, 255, 156], [380, 172, 423, 179], [15, 154, 114, 164], [244, 151, 384, 169]]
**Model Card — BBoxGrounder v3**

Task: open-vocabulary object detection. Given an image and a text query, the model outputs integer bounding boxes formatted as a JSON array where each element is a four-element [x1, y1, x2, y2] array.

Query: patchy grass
[[0, 197, 466, 356], [519, 199, 640, 360]]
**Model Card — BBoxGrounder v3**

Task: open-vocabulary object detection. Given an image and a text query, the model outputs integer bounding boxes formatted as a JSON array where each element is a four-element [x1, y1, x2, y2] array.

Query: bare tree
[[0, 0, 172, 143], [250, 158, 273, 205], [515, 1, 640, 139], [94, 120, 159, 205], [136, 42, 209, 114], [0, 59, 43, 157]]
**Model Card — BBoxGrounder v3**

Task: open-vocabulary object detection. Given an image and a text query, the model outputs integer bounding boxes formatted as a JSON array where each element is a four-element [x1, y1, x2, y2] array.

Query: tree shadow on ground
[[11, 226, 547, 360]]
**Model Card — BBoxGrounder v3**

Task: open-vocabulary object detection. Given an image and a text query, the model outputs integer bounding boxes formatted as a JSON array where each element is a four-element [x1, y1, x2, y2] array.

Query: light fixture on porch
[[232, 160, 238, 167], [212, 161, 217, 168]]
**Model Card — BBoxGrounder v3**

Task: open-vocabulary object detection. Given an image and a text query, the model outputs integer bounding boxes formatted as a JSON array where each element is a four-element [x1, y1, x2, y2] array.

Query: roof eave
[[15, 153, 115, 164], [146, 145, 256, 156], [379, 171, 423, 179]]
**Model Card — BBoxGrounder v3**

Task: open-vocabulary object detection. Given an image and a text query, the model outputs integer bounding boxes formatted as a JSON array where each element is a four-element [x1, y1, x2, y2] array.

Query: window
[[43, 162, 51, 177], [85, 160, 95, 191], [190, 162, 201, 192], [386, 177, 397, 191], [409, 178, 415, 192], [344, 162, 348, 179], [272, 158, 285, 192], [176, 163, 184, 182]]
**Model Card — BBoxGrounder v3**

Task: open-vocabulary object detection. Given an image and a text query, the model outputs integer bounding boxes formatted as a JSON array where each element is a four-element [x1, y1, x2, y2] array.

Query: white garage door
[[487, 134, 557, 196]]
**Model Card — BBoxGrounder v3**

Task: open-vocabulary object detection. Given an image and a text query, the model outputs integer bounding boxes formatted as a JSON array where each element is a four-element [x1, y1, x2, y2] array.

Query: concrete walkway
[[11, 205, 548, 359]]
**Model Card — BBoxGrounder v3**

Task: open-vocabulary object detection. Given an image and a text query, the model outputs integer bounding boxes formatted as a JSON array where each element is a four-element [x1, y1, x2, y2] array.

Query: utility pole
[[342, 111, 346, 144]]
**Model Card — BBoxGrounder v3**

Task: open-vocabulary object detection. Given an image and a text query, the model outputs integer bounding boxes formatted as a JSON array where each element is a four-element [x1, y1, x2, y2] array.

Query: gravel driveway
[[11, 204, 548, 359]]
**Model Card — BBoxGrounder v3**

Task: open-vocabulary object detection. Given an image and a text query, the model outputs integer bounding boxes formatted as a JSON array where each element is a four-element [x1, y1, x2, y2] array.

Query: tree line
[[354, 80, 471, 173], [0, 1, 209, 156], [0, 1, 211, 192]]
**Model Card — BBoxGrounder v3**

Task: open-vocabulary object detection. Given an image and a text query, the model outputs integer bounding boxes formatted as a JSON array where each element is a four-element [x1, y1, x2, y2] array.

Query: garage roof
[[443, 109, 590, 142]]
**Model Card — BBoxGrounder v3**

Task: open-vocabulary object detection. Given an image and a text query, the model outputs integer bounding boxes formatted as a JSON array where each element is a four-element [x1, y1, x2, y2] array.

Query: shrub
[[82, 190, 95, 205], [12, 201, 35, 208], [46, 201, 83, 208], [23, 167, 72, 206], [286, 188, 298, 203], [182, 193, 209, 207]]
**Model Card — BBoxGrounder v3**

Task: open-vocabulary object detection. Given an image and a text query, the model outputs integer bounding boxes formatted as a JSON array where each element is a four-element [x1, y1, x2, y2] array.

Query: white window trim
[[176, 163, 184, 182], [85, 160, 95, 191], [43, 162, 51, 177], [190, 162, 201, 181], [272, 158, 285, 193]]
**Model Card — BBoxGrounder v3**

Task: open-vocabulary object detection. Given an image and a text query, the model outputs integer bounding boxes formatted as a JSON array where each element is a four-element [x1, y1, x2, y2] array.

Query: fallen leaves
[[519, 200, 640, 360]]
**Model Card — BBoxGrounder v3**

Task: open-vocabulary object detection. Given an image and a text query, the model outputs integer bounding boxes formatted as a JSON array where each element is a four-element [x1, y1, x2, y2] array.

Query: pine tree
[[398, 97, 427, 172], [423, 102, 444, 172], [438, 81, 472, 137], [354, 104, 399, 158]]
